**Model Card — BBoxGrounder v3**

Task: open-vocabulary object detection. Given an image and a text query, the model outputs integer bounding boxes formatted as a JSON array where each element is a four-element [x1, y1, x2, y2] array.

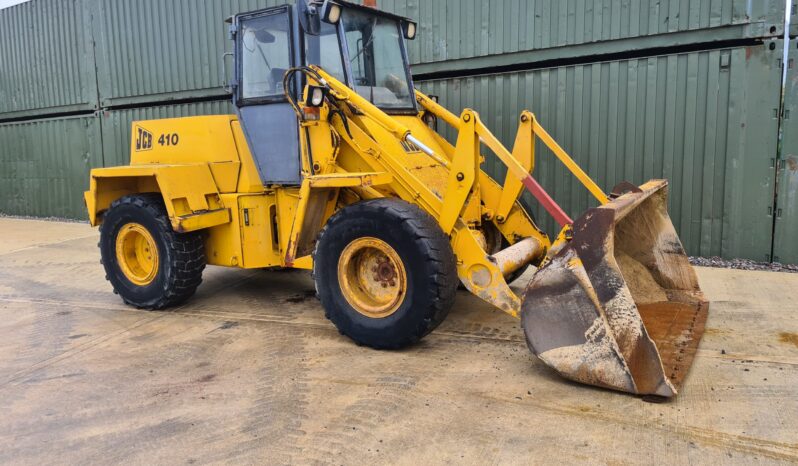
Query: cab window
[[240, 11, 292, 100], [341, 9, 414, 110], [305, 21, 346, 82]]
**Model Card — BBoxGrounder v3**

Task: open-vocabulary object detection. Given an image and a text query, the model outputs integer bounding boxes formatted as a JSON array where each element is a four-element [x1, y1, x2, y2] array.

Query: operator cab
[[230, 0, 418, 185]]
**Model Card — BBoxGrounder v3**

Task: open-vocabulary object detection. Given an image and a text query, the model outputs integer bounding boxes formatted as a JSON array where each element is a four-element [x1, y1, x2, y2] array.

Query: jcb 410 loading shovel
[[85, 0, 708, 401], [521, 180, 709, 397]]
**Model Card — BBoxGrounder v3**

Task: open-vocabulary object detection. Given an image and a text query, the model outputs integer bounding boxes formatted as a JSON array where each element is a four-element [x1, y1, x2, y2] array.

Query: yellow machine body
[[85, 104, 545, 275], [85, 1, 707, 398], [85, 69, 708, 398]]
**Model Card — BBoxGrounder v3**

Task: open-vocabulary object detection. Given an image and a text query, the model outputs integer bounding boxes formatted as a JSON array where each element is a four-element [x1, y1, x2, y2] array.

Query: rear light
[[302, 107, 321, 121]]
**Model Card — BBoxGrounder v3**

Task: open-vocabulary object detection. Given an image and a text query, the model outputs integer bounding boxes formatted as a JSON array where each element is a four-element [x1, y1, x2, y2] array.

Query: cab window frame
[[338, 11, 418, 115], [236, 6, 295, 107], [302, 20, 349, 85]]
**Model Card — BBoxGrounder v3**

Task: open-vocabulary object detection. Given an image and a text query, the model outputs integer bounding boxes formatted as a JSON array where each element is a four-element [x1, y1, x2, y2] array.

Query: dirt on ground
[[690, 256, 798, 273], [0, 217, 797, 464]]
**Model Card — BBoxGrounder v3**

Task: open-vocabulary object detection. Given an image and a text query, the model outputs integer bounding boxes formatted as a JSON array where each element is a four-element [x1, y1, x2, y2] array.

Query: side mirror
[[254, 29, 276, 44], [299, 0, 322, 35]]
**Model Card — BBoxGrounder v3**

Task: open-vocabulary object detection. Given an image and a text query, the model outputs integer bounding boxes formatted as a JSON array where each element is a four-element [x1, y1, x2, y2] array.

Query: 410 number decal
[[157, 133, 179, 146]]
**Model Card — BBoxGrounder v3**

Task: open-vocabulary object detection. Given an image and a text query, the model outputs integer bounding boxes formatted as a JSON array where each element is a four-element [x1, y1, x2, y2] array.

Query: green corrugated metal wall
[[380, 0, 785, 65], [418, 40, 784, 260], [0, 116, 102, 218], [1, 0, 786, 114], [0, 0, 97, 119], [0, 0, 793, 262], [93, 0, 289, 106], [773, 40, 798, 264], [0, 102, 235, 219]]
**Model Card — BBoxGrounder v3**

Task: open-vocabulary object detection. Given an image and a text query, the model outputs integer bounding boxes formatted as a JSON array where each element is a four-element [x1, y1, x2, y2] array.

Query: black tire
[[312, 198, 458, 349], [99, 194, 206, 309]]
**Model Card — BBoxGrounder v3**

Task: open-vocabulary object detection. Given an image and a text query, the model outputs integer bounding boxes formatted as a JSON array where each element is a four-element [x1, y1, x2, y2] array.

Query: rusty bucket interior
[[521, 180, 709, 398]]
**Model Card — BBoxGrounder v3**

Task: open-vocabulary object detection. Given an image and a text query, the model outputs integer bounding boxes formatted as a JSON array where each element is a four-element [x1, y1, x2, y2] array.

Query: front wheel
[[313, 198, 458, 349], [99, 194, 206, 309]]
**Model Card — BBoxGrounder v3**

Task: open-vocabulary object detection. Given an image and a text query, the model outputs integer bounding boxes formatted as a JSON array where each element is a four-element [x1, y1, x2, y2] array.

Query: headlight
[[403, 21, 417, 40], [321, 1, 341, 24], [306, 85, 328, 107], [311, 87, 324, 106]]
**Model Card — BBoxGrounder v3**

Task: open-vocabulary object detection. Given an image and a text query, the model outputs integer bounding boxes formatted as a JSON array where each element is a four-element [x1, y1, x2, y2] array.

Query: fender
[[85, 164, 231, 232]]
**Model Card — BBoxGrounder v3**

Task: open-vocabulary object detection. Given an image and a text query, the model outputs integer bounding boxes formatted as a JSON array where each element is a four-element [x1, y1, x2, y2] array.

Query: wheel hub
[[115, 222, 159, 286], [373, 257, 397, 286], [338, 237, 407, 318]]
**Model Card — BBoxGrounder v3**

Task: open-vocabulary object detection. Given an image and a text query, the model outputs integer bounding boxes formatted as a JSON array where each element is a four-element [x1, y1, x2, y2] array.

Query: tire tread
[[100, 193, 205, 310], [313, 198, 457, 349]]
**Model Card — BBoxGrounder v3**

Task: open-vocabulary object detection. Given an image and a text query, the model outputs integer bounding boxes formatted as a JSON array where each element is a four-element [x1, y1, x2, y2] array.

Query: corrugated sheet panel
[[773, 40, 798, 264], [381, 0, 785, 65], [0, 0, 97, 118], [92, 0, 289, 106], [1, 0, 786, 115], [100, 100, 234, 167], [418, 40, 783, 260], [0, 116, 102, 219], [0, 100, 234, 220]]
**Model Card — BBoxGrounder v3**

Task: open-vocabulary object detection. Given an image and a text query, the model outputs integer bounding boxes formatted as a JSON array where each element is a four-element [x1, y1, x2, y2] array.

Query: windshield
[[340, 9, 414, 109], [305, 21, 346, 83]]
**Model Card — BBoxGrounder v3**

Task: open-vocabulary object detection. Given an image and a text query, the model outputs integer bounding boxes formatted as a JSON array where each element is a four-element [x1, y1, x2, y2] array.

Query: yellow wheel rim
[[115, 222, 159, 286], [337, 237, 407, 318]]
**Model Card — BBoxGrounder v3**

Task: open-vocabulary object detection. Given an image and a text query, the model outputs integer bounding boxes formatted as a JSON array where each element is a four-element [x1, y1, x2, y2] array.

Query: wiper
[[256, 43, 272, 72], [349, 17, 378, 64]]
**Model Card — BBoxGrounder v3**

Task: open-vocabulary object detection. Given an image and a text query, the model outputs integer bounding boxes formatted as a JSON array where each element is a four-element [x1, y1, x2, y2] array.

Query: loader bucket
[[521, 180, 708, 397]]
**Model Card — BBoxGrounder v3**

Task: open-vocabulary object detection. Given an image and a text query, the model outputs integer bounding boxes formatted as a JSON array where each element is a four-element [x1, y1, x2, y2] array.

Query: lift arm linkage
[[310, 66, 535, 318], [416, 90, 609, 228]]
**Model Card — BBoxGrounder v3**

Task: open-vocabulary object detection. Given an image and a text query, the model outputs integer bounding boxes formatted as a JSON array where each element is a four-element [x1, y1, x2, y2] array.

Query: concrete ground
[[0, 217, 796, 465]]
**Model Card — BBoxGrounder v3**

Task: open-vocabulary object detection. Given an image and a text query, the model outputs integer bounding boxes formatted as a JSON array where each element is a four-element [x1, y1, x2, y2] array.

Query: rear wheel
[[313, 198, 458, 349], [100, 194, 205, 309]]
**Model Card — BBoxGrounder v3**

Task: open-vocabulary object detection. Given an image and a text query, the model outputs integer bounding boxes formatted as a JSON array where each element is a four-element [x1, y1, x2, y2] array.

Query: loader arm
[[415, 90, 610, 223], [310, 65, 555, 317]]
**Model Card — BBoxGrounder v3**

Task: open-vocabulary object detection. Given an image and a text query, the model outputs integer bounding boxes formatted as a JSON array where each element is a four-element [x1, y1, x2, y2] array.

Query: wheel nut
[[381, 283, 388, 288], [389, 281, 396, 287]]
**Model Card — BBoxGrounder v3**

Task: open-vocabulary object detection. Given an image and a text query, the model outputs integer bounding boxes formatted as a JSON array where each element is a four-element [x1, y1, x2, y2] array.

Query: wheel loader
[[84, 0, 709, 398]]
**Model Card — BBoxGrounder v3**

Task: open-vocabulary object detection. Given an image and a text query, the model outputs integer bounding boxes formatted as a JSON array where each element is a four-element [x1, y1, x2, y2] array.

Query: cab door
[[233, 6, 301, 185]]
